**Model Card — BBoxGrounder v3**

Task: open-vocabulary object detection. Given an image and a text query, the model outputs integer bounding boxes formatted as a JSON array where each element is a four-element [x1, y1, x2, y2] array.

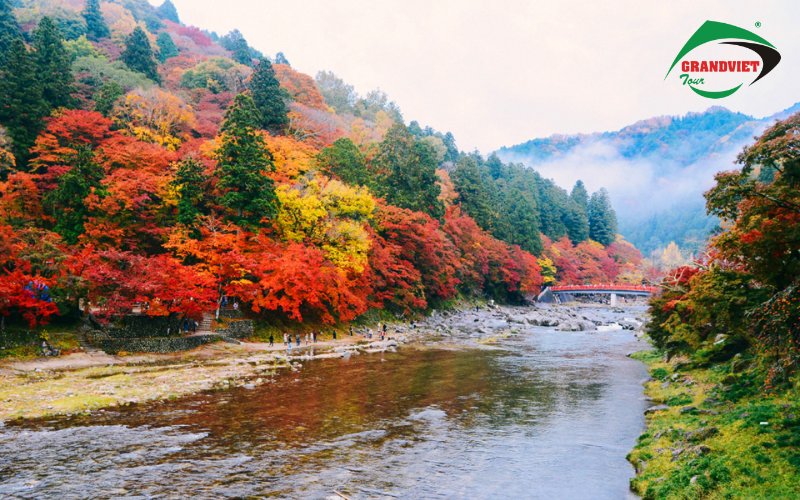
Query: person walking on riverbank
[[333, 330, 337, 340], [283, 332, 288, 347], [269, 333, 274, 347], [349, 325, 353, 337], [295, 333, 300, 347], [305, 333, 309, 345], [313, 331, 317, 343]]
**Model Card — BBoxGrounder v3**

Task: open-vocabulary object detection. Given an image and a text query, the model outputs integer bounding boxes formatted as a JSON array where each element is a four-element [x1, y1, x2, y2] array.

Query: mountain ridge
[[496, 102, 800, 254]]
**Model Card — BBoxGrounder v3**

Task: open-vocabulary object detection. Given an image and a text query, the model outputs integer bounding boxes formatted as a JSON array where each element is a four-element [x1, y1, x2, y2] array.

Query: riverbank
[[0, 303, 646, 423], [628, 350, 800, 499]]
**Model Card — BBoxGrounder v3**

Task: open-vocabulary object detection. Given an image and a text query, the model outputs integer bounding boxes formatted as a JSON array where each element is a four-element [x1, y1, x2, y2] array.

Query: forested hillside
[[0, 0, 645, 330], [498, 103, 800, 255]]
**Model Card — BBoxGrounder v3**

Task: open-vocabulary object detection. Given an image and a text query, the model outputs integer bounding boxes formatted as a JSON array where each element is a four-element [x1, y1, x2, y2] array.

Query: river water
[[0, 307, 649, 499]]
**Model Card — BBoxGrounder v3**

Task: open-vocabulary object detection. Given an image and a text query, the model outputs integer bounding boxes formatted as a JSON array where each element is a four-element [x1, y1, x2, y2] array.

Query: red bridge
[[538, 284, 659, 304]]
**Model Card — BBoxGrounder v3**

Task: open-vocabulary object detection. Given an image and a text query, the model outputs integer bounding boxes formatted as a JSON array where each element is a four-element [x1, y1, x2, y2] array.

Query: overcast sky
[[152, 0, 799, 153]]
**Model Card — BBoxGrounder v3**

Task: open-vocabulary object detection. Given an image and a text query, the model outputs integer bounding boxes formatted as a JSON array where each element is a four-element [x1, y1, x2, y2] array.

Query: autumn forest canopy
[[0, 0, 648, 330]]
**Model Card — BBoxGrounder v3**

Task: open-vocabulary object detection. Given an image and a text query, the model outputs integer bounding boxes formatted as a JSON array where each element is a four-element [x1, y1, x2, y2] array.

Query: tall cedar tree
[[0, 0, 21, 67], [121, 26, 160, 82], [377, 123, 444, 219], [564, 201, 589, 243], [452, 155, 495, 230], [443, 131, 459, 163], [43, 146, 104, 244], [94, 81, 123, 116], [500, 176, 542, 254], [566, 180, 590, 243], [174, 156, 207, 225], [0, 39, 48, 169], [215, 93, 278, 226], [33, 17, 74, 110], [318, 138, 370, 186], [275, 51, 290, 65], [82, 0, 110, 41], [588, 188, 618, 246], [570, 180, 589, 211], [221, 29, 253, 66], [249, 58, 288, 134], [156, 0, 180, 23], [156, 32, 178, 62]]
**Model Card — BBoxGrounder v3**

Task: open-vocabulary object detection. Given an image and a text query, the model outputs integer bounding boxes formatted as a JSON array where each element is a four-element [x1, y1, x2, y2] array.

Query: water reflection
[[1, 321, 648, 499]]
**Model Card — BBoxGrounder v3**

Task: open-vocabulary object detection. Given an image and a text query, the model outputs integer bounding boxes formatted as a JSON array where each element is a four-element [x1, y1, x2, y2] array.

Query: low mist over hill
[[497, 103, 800, 254]]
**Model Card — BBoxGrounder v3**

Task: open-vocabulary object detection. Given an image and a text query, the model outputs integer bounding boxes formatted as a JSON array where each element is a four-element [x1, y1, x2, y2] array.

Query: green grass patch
[[629, 349, 800, 499]]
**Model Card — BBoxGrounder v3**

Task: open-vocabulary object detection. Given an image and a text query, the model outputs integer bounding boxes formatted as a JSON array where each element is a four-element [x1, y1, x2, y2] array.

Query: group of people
[[40, 340, 60, 357], [266, 330, 324, 349], [181, 318, 199, 333], [364, 322, 389, 341], [265, 322, 391, 353]]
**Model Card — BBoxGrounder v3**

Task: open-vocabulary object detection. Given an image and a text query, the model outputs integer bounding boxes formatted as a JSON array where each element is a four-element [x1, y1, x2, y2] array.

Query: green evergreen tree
[[588, 188, 618, 246], [82, 0, 110, 41], [249, 57, 288, 134], [174, 157, 207, 225], [156, 31, 178, 62], [156, 0, 180, 24], [376, 123, 444, 219], [274, 51, 289, 66], [215, 93, 278, 226], [318, 138, 370, 187], [570, 180, 589, 211], [452, 155, 495, 229], [486, 153, 506, 180], [0, 0, 21, 68], [121, 26, 159, 82], [534, 174, 569, 240], [93, 80, 123, 116], [221, 29, 253, 66], [0, 39, 48, 169], [43, 147, 105, 244], [564, 180, 590, 243], [501, 176, 542, 254], [33, 17, 74, 109], [442, 131, 459, 163], [564, 201, 589, 243]]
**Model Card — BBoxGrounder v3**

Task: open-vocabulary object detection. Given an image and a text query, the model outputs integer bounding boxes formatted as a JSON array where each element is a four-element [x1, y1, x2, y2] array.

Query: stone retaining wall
[[217, 320, 254, 339], [106, 315, 184, 339], [99, 334, 221, 354]]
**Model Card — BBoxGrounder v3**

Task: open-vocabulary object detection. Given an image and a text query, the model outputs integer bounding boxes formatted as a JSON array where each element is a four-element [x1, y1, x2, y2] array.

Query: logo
[[666, 20, 781, 99]]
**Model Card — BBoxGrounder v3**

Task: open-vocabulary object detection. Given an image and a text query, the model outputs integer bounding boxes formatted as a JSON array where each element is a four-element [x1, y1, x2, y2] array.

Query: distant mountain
[[497, 103, 800, 254]]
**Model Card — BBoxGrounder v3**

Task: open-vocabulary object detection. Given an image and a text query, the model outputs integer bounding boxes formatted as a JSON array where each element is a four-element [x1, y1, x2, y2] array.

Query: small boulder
[[645, 404, 670, 414]]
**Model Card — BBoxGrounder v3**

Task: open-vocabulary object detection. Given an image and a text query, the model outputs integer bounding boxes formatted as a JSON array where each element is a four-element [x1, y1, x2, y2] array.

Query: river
[[0, 306, 649, 499]]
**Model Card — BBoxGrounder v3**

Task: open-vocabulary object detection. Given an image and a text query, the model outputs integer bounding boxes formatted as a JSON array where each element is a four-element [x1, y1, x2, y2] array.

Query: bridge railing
[[549, 284, 659, 294]]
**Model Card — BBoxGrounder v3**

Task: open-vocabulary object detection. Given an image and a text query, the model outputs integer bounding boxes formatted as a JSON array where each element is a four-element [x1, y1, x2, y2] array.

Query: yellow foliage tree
[[262, 134, 318, 183], [114, 88, 196, 151], [660, 241, 685, 270], [275, 177, 375, 272], [537, 256, 557, 286], [275, 184, 327, 243]]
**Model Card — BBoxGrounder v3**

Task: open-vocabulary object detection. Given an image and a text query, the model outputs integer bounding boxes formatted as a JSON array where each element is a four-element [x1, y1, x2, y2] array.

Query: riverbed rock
[[686, 427, 718, 442], [645, 404, 670, 414]]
